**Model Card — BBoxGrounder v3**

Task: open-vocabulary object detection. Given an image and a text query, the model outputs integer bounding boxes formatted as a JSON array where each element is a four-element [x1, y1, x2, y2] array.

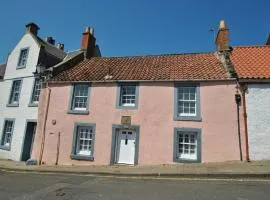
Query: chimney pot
[[57, 43, 64, 50], [215, 20, 229, 51], [219, 20, 226, 29], [44, 36, 55, 45]]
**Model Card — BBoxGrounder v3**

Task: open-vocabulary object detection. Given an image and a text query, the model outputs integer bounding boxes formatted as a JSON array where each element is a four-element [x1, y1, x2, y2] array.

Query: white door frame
[[111, 125, 140, 165]]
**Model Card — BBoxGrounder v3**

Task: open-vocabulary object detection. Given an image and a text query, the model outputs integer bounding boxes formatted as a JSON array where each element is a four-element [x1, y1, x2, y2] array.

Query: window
[[117, 83, 139, 109], [17, 48, 29, 68], [68, 84, 90, 114], [174, 84, 201, 121], [71, 123, 96, 161], [30, 79, 41, 105], [174, 128, 201, 163], [8, 80, 22, 106], [0, 120, 15, 150]]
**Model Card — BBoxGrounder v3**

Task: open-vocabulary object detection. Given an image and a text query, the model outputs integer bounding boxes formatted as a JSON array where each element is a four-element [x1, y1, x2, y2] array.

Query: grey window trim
[[0, 118, 15, 151], [17, 47, 30, 69], [110, 124, 140, 165], [174, 83, 201, 121], [7, 78, 23, 107], [116, 82, 139, 109], [173, 127, 201, 163], [28, 78, 41, 107], [67, 83, 91, 115], [70, 122, 96, 161]]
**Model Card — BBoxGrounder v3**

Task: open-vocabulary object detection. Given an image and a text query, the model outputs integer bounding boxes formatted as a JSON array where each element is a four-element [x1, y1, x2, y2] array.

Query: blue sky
[[0, 0, 269, 63]]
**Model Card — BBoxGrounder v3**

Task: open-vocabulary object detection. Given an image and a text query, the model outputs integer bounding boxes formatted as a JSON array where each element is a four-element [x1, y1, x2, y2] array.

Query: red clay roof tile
[[52, 52, 230, 82], [231, 45, 270, 79]]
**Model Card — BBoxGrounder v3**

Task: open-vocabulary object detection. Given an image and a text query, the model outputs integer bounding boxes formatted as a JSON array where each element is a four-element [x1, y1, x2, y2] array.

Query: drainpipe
[[235, 91, 243, 161], [240, 85, 250, 161], [38, 81, 51, 165]]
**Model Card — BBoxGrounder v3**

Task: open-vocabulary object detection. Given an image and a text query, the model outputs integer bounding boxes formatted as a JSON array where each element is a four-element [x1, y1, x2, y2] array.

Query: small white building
[[0, 23, 66, 161], [231, 45, 270, 160]]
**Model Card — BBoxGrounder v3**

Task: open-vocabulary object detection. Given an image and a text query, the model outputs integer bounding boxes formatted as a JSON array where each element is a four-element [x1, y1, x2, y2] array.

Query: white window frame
[[30, 78, 41, 105], [8, 79, 22, 106], [174, 128, 201, 163], [71, 123, 96, 161], [68, 84, 90, 114], [117, 83, 139, 109], [0, 119, 15, 151], [17, 48, 29, 68]]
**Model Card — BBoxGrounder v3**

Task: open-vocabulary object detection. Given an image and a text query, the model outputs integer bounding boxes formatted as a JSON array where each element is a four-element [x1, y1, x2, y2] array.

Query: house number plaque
[[121, 116, 131, 126]]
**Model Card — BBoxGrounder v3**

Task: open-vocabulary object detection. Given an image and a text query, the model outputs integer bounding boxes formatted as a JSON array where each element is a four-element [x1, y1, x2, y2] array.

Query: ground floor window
[[0, 119, 15, 150], [70, 123, 95, 161], [174, 127, 201, 163]]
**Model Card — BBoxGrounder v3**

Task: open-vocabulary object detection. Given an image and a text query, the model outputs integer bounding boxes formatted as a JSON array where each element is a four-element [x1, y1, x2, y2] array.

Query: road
[[0, 170, 270, 200]]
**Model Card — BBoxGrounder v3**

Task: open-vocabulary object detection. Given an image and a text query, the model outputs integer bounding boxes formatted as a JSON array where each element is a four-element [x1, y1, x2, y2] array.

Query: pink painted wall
[[31, 81, 246, 165]]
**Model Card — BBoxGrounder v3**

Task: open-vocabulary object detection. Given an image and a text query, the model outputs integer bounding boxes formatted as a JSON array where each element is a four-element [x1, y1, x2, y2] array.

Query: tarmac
[[1, 159, 270, 179]]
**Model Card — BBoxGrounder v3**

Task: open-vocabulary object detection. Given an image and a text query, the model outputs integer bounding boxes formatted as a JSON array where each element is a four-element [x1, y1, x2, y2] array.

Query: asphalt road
[[0, 170, 270, 200]]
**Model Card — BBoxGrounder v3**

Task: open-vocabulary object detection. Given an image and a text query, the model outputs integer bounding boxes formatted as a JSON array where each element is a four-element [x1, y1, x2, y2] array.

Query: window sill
[[174, 116, 202, 122], [16, 65, 26, 69], [0, 145, 11, 151], [6, 103, 19, 107], [67, 110, 89, 115], [173, 158, 201, 163], [70, 154, 94, 161], [28, 103, 38, 107], [116, 105, 138, 110]]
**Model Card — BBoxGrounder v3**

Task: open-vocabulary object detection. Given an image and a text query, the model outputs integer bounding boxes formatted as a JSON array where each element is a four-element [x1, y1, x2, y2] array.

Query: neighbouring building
[[31, 22, 247, 166], [0, 22, 66, 161], [0, 63, 6, 80], [231, 43, 270, 160]]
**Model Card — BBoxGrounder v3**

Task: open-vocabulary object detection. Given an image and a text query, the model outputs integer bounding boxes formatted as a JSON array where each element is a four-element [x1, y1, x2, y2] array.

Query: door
[[116, 130, 136, 165], [21, 122, 37, 161]]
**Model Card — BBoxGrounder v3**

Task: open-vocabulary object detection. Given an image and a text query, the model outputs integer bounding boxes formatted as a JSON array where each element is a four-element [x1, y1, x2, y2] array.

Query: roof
[[0, 63, 6, 79], [52, 52, 230, 82], [231, 45, 270, 79]]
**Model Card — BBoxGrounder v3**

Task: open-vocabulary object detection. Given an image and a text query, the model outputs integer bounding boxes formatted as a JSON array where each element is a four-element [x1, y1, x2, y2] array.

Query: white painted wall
[[246, 84, 270, 160], [0, 32, 40, 161]]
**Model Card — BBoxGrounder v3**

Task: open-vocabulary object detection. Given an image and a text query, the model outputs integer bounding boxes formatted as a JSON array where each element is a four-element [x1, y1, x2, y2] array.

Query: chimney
[[57, 43, 64, 50], [266, 34, 270, 45], [25, 22, 40, 35], [215, 20, 229, 51], [81, 27, 96, 59], [44, 36, 55, 45]]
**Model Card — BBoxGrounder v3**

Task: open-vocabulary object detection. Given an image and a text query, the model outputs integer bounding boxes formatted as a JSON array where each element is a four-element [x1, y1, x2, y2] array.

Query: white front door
[[117, 130, 136, 165]]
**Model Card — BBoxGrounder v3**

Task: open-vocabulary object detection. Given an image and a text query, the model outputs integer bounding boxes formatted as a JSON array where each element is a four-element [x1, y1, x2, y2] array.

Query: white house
[[0, 23, 66, 161], [231, 44, 270, 160]]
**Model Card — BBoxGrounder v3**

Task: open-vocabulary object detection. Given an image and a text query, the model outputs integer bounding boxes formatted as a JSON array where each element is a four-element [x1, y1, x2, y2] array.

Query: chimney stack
[[81, 26, 96, 59], [44, 36, 55, 45], [215, 20, 229, 51], [266, 34, 270, 45], [25, 22, 40, 36], [57, 43, 64, 50]]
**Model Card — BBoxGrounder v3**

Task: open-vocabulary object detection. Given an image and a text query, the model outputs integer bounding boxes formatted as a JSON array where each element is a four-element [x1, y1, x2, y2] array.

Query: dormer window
[[17, 48, 29, 68]]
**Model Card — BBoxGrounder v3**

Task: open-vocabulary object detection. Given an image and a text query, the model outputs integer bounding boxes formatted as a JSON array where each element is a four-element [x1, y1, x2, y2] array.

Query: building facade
[[0, 23, 66, 161]]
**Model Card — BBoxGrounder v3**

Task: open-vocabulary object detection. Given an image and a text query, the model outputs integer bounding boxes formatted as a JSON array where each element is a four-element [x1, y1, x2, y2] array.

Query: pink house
[[31, 22, 247, 166]]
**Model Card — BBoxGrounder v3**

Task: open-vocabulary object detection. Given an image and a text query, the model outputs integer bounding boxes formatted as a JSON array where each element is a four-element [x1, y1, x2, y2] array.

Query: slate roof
[[0, 63, 6, 80], [51, 52, 230, 82], [231, 45, 270, 79]]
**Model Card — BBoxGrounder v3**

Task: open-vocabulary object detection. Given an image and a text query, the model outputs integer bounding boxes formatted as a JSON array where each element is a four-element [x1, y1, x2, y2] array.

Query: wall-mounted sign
[[121, 116, 131, 126]]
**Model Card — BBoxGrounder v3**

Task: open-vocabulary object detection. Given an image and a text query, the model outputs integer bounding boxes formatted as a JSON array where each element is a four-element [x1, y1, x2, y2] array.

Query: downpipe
[[235, 92, 243, 161]]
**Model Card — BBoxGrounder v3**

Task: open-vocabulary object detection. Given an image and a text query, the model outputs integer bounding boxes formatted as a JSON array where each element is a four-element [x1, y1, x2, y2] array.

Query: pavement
[[1, 159, 270, 179]]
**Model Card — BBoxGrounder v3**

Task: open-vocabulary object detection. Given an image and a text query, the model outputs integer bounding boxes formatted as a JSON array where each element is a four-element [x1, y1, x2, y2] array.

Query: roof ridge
[[232, 45, 270, 49], [90, 51, 215, 60]]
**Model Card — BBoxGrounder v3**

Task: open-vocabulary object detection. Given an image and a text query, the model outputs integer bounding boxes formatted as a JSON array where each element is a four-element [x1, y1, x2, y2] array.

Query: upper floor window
[[29, 79, 41, 106], [68, 84, 90, 114], [0, 119, 15, 151], [7, 79, 22, 106], [174, 84, 201, 121], [117, 83, 139, 109], [17, 48, 29, 68]]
